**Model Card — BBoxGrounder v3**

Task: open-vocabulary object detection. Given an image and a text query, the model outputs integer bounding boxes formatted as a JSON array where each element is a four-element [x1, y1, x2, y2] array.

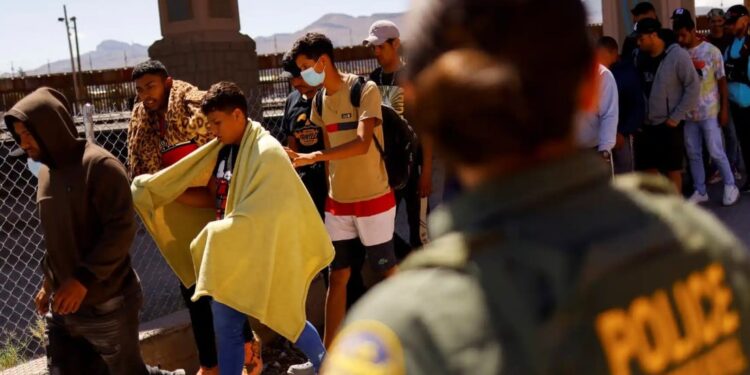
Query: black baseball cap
[[671, 8, 693, 21], [631, 2, 656, 16], [635, 18, 662, 34], [726, 5, 749, 24], [280, 51, 301, 79]]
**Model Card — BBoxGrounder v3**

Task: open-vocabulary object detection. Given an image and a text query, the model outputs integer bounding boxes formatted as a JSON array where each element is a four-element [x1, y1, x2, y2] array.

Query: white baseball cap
[[363, 20, 400, 46]]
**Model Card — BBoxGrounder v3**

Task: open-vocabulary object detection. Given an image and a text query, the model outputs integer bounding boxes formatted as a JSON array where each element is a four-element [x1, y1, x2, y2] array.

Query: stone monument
[[149, 0, 261, 115]]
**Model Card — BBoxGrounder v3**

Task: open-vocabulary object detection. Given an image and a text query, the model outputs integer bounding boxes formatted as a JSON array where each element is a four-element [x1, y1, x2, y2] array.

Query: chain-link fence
[[0, 115, 186, 373]]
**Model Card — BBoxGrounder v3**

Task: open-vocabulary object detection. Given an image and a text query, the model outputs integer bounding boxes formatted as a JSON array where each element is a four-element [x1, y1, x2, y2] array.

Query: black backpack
[[315, 76, 418, 190]]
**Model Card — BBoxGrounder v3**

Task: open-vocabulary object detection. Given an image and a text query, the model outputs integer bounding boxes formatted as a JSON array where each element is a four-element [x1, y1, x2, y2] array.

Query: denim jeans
[[46, 282, 172, 375], [211, 301, 247, 375], [211, 301, 326, 375], [684, 118, 735, 194], [724, 113, 742, 170], [613, 134, 634, 174]]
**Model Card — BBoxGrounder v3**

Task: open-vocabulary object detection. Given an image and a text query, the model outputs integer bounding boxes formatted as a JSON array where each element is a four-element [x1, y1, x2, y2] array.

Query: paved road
[[705, 183, 750, 246]]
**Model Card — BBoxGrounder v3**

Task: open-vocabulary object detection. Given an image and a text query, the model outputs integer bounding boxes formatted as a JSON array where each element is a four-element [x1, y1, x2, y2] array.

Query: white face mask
[[301, 58, 326, 87], [27, 158, 41, 178]]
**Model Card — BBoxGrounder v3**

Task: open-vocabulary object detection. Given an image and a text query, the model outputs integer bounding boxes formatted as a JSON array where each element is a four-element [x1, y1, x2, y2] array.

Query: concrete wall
[[149, 0, 261, 117], [149, 34, 261, 115]]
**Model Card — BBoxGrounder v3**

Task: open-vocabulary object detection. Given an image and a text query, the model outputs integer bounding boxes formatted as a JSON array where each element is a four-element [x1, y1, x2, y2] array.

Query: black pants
[[46, 284, 170, 375], [300, 165, 327, 219], [730, 103, 750, 188], [180, 284, 253, 368], [394, 164, 424, 258]]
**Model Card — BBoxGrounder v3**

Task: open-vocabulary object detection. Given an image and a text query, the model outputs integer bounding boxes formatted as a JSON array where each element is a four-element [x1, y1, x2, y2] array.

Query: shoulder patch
[[323, 320, 405, 375], [613, 173, 677, 196]]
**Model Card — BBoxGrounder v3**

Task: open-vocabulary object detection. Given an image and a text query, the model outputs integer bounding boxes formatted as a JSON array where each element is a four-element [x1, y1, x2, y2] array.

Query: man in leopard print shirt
[[126, 61, 261, 375], [127, 60, 212, 179]]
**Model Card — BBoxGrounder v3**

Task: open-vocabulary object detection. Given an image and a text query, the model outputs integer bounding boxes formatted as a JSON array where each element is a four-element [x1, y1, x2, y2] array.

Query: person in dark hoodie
[[634, 18, 700, 192], [5, 87, 183, 375], [597, 36, 645, 173]]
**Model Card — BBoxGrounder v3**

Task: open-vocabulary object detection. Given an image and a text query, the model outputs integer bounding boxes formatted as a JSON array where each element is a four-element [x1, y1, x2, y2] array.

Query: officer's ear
[[578, 60, 600, 114]]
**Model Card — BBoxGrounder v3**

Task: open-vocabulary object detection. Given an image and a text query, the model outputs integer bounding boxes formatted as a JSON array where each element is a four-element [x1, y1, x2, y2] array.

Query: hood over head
[[4, 87, 85, 168]]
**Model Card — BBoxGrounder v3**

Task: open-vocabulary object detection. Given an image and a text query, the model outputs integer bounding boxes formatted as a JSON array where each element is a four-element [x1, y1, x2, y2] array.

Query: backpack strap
[[349, 76, 365, 108], [314, 89, 324, 119], [350, 76, 386, 159]]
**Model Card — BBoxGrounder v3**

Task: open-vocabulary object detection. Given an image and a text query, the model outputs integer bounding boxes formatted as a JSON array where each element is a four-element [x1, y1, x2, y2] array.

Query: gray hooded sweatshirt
[[643, 43, 700, 125]]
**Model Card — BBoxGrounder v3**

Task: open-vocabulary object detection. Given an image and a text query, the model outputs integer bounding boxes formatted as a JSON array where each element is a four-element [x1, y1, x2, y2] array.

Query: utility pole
[[47, 60, 51, 75], [10, 61, 14, 79], [59, 5, 81, 106], [124, 51, 128, 68], [71, 16, 82, 73], [89, 54, 93, 71]]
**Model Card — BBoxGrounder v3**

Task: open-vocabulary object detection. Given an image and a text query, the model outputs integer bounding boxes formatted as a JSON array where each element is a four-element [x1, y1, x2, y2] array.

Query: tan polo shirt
[[311, 73, 389, 203]]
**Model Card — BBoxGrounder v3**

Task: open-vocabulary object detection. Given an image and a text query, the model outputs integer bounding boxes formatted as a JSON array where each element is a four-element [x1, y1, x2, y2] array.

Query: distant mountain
[[9, 12, 405, 76], [253, 12, 408, 56], [22, 40, 149, 76]]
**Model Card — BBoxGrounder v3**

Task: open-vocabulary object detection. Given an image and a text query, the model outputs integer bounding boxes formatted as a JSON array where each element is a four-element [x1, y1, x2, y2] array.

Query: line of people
[[4, 19, 436, 375], [578, 3, 750, 207]]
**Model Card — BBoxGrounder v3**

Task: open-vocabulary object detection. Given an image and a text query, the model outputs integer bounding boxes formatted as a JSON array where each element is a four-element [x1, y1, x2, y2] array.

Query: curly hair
[[131, 60, 169, 81], [290, 32, 336, 65], [201, 81, 248, 117]]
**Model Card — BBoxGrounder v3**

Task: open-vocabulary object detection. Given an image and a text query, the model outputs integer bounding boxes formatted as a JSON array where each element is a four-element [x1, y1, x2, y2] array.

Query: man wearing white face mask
[[287, 32, 396, 348], [9, 146, 40, 177]]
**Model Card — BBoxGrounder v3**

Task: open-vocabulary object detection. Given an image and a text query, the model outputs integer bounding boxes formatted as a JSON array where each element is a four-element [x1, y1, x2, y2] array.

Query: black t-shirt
[[282, 90, 324, 154], [212, 144, 240, 220], [369, 67, 402, 87], [640, 52, 666, 99], [708, 34, 734, 54]]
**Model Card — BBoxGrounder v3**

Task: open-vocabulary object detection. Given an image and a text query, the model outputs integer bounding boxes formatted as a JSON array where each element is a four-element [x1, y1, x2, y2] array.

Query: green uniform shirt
[[323, 153, 750, 375]]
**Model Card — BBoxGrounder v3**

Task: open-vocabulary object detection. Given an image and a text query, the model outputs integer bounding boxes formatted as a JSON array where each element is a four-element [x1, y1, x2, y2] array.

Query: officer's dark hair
[[414, 49, 527, 164], [406, 0, 593, 163], [673, 17, 696, 32], [131, 60, 169, 81], [631, 2, 656, 17], [597, 36, 619, 53], [290, 33, 336, 65], [201, 81, 248, 117]]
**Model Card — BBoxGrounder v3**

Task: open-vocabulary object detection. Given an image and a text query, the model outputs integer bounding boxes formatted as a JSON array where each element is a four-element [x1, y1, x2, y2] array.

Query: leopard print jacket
[[126, 80, 212, 179]]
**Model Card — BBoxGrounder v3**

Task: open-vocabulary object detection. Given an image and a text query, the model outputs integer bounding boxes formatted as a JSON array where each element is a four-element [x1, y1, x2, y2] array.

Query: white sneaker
[[688, 191, 709, 204], [288, 361, 315, 375], [724, 185, 740, 206]]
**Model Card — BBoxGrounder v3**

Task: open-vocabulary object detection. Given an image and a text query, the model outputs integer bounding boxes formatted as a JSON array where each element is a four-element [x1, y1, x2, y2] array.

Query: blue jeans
[[724, 114, 742, 170], [211, 301, 248, 375], [685, 118, 735, 194], [211, 301, 326, 375]]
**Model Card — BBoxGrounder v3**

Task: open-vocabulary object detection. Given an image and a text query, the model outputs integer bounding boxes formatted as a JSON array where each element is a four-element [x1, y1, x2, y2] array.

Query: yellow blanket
[[131, 120, 334, 341]]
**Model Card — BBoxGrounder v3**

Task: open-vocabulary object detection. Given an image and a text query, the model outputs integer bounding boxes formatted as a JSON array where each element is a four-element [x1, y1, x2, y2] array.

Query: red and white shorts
[[324, 191, 396, 247]]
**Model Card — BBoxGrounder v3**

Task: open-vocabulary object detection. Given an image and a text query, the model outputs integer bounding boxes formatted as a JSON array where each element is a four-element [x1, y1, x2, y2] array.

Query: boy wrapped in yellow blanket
[[131, 82, 333, 374]]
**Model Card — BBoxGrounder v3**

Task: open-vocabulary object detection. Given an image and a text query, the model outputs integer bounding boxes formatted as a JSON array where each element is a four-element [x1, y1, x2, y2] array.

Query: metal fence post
[[83, 103, 95, 143]]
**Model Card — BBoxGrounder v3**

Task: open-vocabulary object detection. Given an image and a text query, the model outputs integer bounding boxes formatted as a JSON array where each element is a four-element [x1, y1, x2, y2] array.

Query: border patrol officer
[[322, 0, 750, 374]]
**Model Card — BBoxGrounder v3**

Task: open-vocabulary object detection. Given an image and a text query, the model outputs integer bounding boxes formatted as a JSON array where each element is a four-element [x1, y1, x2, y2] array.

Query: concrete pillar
[[149, 0, 261, 118], [602, 0, 695, 47]]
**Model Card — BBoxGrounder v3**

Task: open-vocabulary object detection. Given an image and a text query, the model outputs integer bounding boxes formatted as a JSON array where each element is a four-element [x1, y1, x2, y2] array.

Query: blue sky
[[0, 0, 409, 74]]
